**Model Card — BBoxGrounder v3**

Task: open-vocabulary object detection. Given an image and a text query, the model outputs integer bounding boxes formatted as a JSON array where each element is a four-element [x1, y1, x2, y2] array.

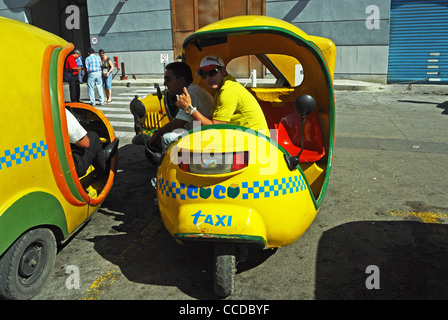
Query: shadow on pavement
[[88, 144, 275, 299], [315, 220, 448, 299]]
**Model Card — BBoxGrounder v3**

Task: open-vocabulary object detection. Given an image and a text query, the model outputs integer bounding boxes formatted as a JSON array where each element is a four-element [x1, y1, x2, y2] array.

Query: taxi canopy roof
[[182, 15, 336, 89]]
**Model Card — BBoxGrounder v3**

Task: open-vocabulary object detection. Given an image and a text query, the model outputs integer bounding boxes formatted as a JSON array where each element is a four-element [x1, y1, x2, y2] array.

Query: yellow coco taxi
[[131, 15, 336, 296], [0, 17, 117, 300]]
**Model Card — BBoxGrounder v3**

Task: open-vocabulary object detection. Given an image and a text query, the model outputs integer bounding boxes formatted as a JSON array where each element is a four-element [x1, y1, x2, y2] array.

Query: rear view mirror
[[285, 94, 317, 171], [295, 94, 316, 119], [129, 95, 146, 119]]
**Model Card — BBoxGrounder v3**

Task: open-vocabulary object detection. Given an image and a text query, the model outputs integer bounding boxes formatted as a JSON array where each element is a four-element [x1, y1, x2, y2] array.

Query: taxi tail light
[[232, 151, 249, 171], [178, 151, 249, 174]]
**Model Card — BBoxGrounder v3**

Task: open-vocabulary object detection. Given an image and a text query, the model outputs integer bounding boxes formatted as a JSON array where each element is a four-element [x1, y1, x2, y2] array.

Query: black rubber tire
[[0, 228, 57, 300], [214, 243, 236, 297]]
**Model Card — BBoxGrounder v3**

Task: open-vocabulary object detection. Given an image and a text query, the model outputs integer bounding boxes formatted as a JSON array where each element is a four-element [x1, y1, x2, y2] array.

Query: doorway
[[171, 0, 266, 78]]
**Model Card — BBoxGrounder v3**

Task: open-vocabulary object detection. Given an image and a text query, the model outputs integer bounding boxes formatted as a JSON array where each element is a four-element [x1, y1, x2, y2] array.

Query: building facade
[[1, 0, 447, 84]]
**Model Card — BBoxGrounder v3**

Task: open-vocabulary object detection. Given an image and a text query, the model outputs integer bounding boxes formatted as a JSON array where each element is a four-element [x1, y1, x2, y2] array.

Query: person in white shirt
[[65, 108, 118, 176]]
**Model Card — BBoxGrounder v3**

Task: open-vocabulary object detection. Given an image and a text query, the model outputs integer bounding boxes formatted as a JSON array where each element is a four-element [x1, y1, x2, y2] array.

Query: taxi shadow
[[315, 220, 448, 299], [88, 144, 273, 299]]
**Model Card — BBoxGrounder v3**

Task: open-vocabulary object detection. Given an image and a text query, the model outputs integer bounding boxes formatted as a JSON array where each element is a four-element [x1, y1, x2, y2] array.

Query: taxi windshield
[[225, 53, 303, 88]]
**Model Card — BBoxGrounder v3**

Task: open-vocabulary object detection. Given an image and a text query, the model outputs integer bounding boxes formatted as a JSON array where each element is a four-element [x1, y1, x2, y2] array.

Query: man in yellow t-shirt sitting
[[176, 55, 269, 135]]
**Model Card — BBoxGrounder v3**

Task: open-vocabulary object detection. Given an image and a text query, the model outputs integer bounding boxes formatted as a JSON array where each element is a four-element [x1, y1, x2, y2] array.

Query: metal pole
[[252, 69, 257, 87], [120, 62, 128, 80]]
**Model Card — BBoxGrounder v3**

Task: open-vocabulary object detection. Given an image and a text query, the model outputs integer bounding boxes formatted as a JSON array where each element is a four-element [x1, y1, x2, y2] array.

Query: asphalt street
[[32, 81, 448, 302]]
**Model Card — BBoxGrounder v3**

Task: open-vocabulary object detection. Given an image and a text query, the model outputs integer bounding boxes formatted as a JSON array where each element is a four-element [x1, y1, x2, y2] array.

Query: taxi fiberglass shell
[[130, 15, 336, 297], [0, 17, 117, 300]]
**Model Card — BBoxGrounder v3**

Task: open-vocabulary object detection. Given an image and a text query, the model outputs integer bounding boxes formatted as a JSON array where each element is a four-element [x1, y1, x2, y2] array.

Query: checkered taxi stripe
[[158, 175, 307, 200], [242, 176, 307, 199], [159, 179, 187, 200], [0, 140, 48, 170]]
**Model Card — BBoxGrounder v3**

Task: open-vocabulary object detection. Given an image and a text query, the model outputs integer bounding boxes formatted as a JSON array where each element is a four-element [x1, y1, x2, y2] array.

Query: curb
[[73, 77, 447, 93]]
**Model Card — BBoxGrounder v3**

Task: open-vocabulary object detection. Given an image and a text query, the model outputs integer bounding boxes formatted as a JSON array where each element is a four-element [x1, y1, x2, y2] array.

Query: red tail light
[[232, 151, 249, 171]]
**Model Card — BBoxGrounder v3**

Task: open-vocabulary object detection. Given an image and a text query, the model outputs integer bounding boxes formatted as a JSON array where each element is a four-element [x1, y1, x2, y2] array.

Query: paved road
[[33, 85, 448, 303]]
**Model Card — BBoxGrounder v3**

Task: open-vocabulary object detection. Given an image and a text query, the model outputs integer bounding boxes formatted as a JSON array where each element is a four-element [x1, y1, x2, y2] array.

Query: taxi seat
[[259, 101, 325, 162]]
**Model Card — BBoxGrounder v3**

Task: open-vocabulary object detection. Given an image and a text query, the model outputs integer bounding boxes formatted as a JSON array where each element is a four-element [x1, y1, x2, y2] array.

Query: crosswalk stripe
[[96, 106, 130, 112], [97, 86, 160, 139], [103, 113, 134, 119], [109, 121, 134, 127], [110, 131, 136, 139], [107, 97, 133, 101], [116, 93, 153, 97]]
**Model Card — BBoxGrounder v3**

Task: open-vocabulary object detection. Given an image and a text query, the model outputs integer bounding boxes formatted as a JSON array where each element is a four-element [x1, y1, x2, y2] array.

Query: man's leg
[[72, 131, 105, 176], [75, 79, 81, 102], [87, 74, 96, 106], [87, 131, 106, 172], [69, 76, 77, 102], [95, 72, 105, 105], [161, 132, 183, 151]]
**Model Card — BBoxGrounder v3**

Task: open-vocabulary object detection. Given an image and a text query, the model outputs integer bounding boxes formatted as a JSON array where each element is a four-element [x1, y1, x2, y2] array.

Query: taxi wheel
[[214, 243, 236, 297], [0, 228, 57, 300]]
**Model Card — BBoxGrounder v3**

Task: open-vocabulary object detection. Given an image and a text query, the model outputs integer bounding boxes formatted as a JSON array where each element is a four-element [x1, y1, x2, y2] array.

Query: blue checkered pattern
[[85, 54, 102, 72], [158, 178, 186, 200], [157, 175, 307, 201], [0, 140, 48, 170], [241, 176, 307, 199]]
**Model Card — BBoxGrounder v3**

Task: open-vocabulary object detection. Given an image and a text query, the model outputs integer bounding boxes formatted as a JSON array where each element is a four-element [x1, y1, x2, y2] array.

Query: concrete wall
[[87, 0, 174, 76], [266, 0, 391, 83], [1, 0, 91, 57], [0, 0, 34, 22], [1, 0, 392, 82]]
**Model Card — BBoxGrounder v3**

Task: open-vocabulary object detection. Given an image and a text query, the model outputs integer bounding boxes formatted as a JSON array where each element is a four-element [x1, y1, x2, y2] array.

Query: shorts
[[102, 73, 112, 89]]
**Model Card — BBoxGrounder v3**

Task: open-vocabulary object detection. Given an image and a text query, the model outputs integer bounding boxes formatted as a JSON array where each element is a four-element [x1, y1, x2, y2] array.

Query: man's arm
[[66, 109, 89, 148], [176, 87, 226, 126], [107, 58, 115, 75], [67, 56, 81, 71], [75, 134, 90, 148]]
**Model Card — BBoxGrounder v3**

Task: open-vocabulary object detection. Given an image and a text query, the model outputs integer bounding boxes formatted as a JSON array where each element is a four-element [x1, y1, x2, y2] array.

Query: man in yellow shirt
[[176, 55, 268, 134]]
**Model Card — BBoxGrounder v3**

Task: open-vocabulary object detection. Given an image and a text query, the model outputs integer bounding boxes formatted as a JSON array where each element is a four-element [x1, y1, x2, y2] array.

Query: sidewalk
[[110, 76, 448, 94]]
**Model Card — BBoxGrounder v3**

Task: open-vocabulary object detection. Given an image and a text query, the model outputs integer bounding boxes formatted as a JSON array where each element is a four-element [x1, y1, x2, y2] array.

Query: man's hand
[[176, 87, 192, 110], [175, 86, 226, 126]]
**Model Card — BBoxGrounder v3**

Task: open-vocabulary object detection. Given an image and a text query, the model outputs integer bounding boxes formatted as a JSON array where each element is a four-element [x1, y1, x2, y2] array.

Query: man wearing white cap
[[176, 55, 268, 134]]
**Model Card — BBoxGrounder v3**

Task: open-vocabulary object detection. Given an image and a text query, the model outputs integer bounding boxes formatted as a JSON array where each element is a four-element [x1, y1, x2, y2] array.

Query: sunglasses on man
[[198, 67, 222, 79]]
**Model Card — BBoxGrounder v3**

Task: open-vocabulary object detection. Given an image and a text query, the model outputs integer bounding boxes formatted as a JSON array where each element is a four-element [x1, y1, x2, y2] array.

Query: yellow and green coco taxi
[[0, 17, 117, 300], [131, 15, 336, 297]]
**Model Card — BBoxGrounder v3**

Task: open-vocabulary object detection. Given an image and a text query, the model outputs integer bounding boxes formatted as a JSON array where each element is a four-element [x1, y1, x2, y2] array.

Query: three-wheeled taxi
[[0, 17, 117, 300], [131, 15, 335, 296]]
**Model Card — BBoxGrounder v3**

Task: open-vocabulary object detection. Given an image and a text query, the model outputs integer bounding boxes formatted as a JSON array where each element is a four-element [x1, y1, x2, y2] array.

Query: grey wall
[[87, 0, 174, 76], [1, 0, 392, 82], [0, 0, 34, 22], [266, 0, 391, 82], [1, 0, 91, 58]]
